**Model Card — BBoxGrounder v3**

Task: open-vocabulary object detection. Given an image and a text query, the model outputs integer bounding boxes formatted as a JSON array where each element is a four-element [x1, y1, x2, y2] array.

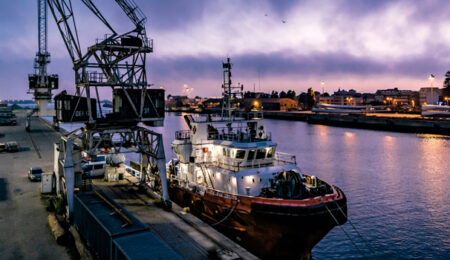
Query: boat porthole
[[259, 178, 262, 182], [252, 178, 255, 183]]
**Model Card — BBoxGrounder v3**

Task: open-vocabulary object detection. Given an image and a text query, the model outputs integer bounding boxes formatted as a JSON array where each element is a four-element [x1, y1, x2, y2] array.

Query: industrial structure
[[27, 0, 59, 131], [46, 0, 168, 216]]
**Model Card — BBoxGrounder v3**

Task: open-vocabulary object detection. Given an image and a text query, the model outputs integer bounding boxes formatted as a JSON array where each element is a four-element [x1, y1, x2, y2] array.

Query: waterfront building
[[202, 98, 223, 108], [419, 87, 442, 105], [244, 97, 298, 111], [375, 88, 419, 111], [330, 89, 363, 106]]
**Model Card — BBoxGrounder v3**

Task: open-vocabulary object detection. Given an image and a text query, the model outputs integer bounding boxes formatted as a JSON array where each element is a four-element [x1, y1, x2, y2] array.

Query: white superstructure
[[170, 114, 301, 197]]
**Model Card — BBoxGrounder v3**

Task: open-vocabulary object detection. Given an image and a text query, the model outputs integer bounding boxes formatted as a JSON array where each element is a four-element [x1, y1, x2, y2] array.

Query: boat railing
[[207, 152, 296, 171], [274, 152, 296, 164], [207, 128, 271, 142], [175, 130, 190, 140]]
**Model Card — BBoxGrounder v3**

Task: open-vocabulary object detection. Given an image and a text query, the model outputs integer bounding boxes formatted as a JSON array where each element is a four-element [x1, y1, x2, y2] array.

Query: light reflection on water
[[59, 113, 450, 259]]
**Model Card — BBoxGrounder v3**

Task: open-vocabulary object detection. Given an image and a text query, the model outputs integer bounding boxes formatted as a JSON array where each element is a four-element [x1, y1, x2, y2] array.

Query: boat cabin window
[[247, 149, 256, 161], [222, 147, 231, 157], [236, 150, 246, 159], [267, 147, 274, 158], [256, 149, 266, 159]]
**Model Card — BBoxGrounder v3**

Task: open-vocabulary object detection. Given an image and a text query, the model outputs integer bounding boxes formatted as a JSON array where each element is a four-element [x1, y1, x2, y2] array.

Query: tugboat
[[167, 58, 347, 259]]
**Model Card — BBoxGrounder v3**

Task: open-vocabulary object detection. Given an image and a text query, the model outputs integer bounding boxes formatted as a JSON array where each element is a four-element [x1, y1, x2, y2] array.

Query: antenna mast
[[221, 58, 243, 120]]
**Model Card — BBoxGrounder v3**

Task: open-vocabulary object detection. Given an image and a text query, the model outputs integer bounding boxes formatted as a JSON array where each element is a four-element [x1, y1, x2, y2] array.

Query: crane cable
[[333, 201, 377, 256], [211, 199, 240, 227], [324, 204, 366, 257]]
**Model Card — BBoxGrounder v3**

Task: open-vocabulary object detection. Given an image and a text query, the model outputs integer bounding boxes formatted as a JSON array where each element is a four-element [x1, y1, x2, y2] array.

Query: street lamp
[[444, 96, 450, 105], [429, 74, 435, 105], [321, 81, 325, 94]]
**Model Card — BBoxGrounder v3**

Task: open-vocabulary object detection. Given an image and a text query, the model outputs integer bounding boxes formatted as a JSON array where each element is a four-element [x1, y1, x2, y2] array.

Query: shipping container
[[112, 231, 182, 260], [73, 191, 148, 260]]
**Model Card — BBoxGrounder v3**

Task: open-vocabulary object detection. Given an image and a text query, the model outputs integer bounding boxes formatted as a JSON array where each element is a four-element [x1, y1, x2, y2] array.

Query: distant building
[[202, 98, 223, 108], [317, 95, 333, 105], [166, 95, 190, 108], [327, 89, 363, 106], [419, 87, 442, 105], [244, 97, 297, 111], [362, 93, 377, 105], [375, 88, 419, 111]]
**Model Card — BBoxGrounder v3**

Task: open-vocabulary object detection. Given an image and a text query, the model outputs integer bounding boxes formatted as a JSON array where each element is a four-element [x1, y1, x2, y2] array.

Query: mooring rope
[[324, 203, 366, 257], [211, 199, 240, 227], [333, 201, 377, 256]]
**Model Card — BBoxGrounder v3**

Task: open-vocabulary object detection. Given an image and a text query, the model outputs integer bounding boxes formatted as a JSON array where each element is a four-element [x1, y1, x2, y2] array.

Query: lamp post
[[428, 74, 435, 105], [321, 81, 325, 94]]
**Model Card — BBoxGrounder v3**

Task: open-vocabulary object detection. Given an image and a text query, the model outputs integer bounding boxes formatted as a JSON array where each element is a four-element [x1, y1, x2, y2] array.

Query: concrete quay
[[262, 111, 450, 135], [1, 110, 257, 259], [0, 110, 71, 259]]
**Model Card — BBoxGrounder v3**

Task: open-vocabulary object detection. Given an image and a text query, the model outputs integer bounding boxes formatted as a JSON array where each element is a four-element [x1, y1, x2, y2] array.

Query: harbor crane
[[27, 0, 59, 131], [46, 0, 169, 216]]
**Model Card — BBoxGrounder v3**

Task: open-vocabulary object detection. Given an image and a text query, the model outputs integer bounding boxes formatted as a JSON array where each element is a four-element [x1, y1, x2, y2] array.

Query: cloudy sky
[[1, 0, 450, 99]]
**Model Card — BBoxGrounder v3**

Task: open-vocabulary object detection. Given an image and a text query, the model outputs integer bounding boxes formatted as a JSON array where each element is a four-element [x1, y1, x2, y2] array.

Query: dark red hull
[[168, 184, 347, 259]]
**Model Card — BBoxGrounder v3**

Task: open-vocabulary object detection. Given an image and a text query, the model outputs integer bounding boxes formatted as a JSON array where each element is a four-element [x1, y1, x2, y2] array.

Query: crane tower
[[46, 0, 169, 215], [28, 0, 58, 121]]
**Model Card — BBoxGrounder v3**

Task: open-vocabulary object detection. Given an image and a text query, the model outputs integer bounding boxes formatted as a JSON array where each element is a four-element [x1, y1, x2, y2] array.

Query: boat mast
[[221, 58, 243, 121]]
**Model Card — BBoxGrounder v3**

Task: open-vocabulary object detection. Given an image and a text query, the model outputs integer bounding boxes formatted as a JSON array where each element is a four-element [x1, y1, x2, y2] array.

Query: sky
[[1, 0, 450, 100]]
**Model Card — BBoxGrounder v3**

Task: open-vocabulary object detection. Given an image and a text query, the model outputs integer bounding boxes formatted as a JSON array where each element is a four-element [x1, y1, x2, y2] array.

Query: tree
[[280, 91, 287, 98], [444, 71, 450, 99], [306, 88, 316, 108], [271, 90, 279, 98], [288, 90, 296, 100]]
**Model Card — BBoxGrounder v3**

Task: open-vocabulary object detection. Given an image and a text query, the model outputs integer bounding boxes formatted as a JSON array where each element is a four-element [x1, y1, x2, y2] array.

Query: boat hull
[[168, 184, 347, 259]]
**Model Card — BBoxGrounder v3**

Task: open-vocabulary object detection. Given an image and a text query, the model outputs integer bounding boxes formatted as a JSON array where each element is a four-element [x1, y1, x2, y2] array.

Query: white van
[[82, 155, 106, 177]]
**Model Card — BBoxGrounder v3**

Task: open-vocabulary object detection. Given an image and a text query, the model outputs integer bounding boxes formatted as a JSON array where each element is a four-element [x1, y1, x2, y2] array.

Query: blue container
[[112, 231, 182, 260], [73, 191, 149, 260]]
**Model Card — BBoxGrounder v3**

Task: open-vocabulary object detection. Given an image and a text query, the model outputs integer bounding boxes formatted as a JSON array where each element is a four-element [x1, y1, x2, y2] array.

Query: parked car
[[0, 143, 5, 152], [5, 141, 19, 152], [28, 167, 43, 181]]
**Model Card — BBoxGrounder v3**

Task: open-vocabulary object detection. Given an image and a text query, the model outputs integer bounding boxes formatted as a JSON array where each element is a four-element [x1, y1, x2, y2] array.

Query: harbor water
[[59, 112, 450, 259]]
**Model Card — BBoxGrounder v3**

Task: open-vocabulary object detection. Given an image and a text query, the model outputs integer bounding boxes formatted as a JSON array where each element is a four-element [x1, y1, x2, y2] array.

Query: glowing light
[[345, 132, 355, 137], [231, 176, 237, 186]]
